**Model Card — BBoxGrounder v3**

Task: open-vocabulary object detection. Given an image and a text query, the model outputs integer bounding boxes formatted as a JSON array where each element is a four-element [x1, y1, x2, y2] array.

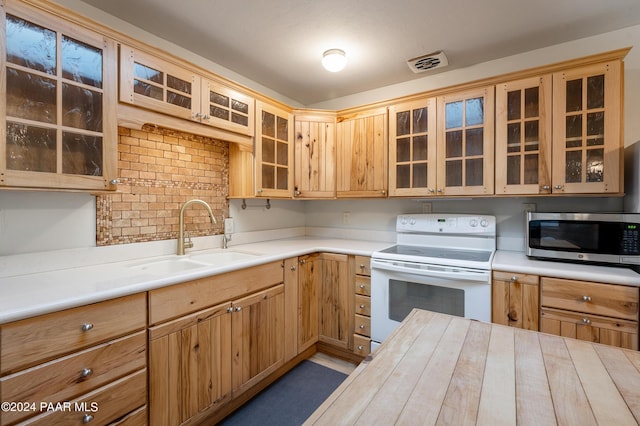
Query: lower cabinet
[[297, 254, 319, 353], [317, 253, 352, 351], [147, 263, 286, 425], [491, 271, 539, 331], [540, 277, 639, 350]]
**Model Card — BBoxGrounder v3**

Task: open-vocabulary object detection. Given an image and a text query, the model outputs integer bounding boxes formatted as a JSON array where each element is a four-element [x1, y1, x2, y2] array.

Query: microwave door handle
[[372, 260, 489, 282]]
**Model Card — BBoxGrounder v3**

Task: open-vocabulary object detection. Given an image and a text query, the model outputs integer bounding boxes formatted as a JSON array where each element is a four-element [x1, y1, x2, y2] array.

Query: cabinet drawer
[[353, 334, 371, 356], [149, 261, 283, 325], [355, 295, 371, 316], [22, 369, 147, 426], [0, 332, 146, 425], [541, 277, 639, 321], [1, 293, 146, 375], [354, 314, 371, 337], [355, 256, 371, 276], [541, 308, 638, 350], [354, 276, 371, 296]]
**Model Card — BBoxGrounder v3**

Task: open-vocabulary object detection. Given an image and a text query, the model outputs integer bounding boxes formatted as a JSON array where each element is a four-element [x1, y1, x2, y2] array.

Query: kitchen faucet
[[177, 199, 217, 255]]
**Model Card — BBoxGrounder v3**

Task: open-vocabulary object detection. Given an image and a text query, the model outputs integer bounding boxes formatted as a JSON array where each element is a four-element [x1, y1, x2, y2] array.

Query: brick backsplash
[[96, 126, 228, 246]]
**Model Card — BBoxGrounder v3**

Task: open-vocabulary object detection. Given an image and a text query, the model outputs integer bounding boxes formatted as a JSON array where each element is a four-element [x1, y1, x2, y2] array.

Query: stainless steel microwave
[[526, 212, 640, 269]]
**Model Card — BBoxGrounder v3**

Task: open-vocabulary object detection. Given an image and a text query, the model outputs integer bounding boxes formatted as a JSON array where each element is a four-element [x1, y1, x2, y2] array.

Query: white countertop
[[1, 237, 639, 324]]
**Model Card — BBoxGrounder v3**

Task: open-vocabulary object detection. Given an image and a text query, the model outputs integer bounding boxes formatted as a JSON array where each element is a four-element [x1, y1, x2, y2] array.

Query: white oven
[[371, 214, 496, 350]]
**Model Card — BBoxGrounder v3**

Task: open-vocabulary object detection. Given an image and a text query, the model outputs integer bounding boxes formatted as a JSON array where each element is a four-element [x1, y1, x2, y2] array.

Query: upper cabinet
[[119, 44, 254, 138], [552, 61, 622, 194], [388, 98, 437, 197], [1, 0, 118, 191], [495, 76, 552, 195], [254, 100, 293, 198], [436, 87, 495, 196], [293, 111, 336, 199], [336, 107, 388, 198]]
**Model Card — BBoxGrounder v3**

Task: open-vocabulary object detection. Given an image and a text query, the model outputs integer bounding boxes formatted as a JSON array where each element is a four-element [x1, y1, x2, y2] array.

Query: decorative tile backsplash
[[96, 126, 228, 246]]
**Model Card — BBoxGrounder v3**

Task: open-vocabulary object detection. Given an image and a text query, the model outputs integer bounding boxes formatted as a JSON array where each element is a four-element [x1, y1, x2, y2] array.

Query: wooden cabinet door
[[492, 271, 539, 331], [318, 253, 352, 350], [201, 79, 255, 136], [552, 60, 623, 194], [298, 254, 319, 353], [231, 284, 285, 394], [255, 101, 294, 197], [336, 108, 388, 197], [495, 76, 552, 195], [293, 112, 337, 198], [388, 98, 437, 196], [148, 303, 232, 426], [436, 87, 494, 196], [1, 0, 117, 191]]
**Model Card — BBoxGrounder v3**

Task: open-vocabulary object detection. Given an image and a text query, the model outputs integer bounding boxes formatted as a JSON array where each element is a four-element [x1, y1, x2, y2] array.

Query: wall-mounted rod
[[241, 199, 271, 210]]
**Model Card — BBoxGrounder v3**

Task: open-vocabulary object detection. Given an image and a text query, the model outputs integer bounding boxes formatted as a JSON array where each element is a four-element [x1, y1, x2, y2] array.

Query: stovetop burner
[[378, 245, 493, 262]]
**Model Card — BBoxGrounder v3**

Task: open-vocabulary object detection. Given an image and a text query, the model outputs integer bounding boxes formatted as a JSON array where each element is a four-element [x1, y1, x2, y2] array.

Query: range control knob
[[480, 219, 489, 228], [469, 219, 478, 227], [410, 217, 417, 225]]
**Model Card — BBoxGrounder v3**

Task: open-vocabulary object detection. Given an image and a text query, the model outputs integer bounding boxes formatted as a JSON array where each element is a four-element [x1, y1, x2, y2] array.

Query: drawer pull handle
[[81, 323, 94, 332], [360, 264, 365, 269], [80, 368, 93, 378], [359, 324, 365, 329], [82, 414, 94, 424], [582, 295, 592, 302], [582, 318, 592, 325]]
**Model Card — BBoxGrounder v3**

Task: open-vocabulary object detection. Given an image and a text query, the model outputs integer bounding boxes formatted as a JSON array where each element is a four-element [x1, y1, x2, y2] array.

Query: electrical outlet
[[343, 211, 351, 224], [523, 203, 536, 212], [224, 218, 234, 234]]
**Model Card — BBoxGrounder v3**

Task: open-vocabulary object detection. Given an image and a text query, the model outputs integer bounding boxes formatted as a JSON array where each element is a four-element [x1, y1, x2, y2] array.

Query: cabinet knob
[[299, 259, 306, 265], [290, 265, 296, 271], [81, 323, 94, 332], [582, 318, 592, 325], [542, 185, 550, 190], [202, 114, 210, 120], [359, 264, 365, 270], [554, 185, 564, 190], [235, 306, 242, 312], [82, 414, 94, 424], [359, 284, 366, 289], [294, 190, 301, 196], [582, 295, 592, 302], [510, 275, 518, 282], [360, 304, 366, 309], [428, 188, 435, 193], [80, 368, 93, 378], [357, 345, 364, 350], [437, 188, 443, 193], [109, 179, 119, 185], [227, 307, 233, 313], [359, 324, 365, 329]]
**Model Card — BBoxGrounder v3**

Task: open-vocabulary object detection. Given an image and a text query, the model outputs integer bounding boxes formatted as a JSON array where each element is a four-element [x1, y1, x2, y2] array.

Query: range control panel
[[396, 214, 496, 235]]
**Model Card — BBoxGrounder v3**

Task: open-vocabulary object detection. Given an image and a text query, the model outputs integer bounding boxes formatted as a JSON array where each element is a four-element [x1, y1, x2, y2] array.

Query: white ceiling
[[81, 0, 640, 106]]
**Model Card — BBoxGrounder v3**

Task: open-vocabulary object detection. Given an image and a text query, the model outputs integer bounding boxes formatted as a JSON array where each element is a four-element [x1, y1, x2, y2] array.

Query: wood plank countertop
[[305, 309, 640, 425]]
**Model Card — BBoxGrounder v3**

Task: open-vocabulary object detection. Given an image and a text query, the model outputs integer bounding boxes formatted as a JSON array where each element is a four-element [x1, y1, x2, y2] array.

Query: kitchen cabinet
[[491, 271, 539, 331], [147, 261, 286, 425], [1, 0, 118, 191], [293, 112, 337, 198], [551, 60, 623, 194], [388, 98, 438, 197], [353, 256, 372, 356], [318, 253, 352, 351], [436, 86, 495, 196], [495, 76, 553, 195], [254, 101, 294, 197], [336, 107, 388, 198], [0, 294, 147, 425], [540, 277, 639, 349], [120, 44, 254, 137], [297, 254, 319, 353]]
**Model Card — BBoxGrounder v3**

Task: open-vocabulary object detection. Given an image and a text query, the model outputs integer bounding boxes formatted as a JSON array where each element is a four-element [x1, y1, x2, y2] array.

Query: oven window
[[389, 279, 464, 322]]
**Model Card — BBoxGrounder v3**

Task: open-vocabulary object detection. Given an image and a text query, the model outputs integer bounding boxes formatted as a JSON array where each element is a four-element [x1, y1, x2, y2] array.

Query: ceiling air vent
[[407, 51, 448, 73]]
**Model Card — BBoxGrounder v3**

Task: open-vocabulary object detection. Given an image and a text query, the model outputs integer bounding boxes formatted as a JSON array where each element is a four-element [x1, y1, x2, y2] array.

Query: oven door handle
[[371, 259, 490, 282]]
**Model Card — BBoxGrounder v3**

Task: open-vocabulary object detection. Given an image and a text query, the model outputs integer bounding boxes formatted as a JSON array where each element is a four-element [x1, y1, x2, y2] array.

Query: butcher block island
[[305, 309, 640, 425]]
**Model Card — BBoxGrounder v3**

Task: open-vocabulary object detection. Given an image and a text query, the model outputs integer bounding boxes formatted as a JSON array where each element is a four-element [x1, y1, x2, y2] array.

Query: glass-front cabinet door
[[495, 76, 552, 195], [436, 87, 494, 196], [1, 0, 117, 190], [255, 101, 293, 197], [388, 98, 437, 197], [552, 61, 622, 194], [201, 80, 254, 137]]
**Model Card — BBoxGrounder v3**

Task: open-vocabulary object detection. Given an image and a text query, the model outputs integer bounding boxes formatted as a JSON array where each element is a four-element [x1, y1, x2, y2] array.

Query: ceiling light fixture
[[322, 49, 347, 72]]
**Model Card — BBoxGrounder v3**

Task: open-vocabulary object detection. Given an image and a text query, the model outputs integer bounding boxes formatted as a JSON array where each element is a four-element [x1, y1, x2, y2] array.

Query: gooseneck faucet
[[178, 199, 217, 255]]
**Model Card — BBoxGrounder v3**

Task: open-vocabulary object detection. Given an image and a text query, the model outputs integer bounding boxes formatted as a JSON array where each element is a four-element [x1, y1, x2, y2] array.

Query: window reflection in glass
[[445, 101, 462, 129], [565, 151, 582, 183], [465, 98, 484, 126], [396, 111, 410, 136], [134, 63, 163, 83], [62, 36, 102, 88], [413, 107, 428, 133], [586, 149, 604, 182], [6, 15, 56, 74]]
